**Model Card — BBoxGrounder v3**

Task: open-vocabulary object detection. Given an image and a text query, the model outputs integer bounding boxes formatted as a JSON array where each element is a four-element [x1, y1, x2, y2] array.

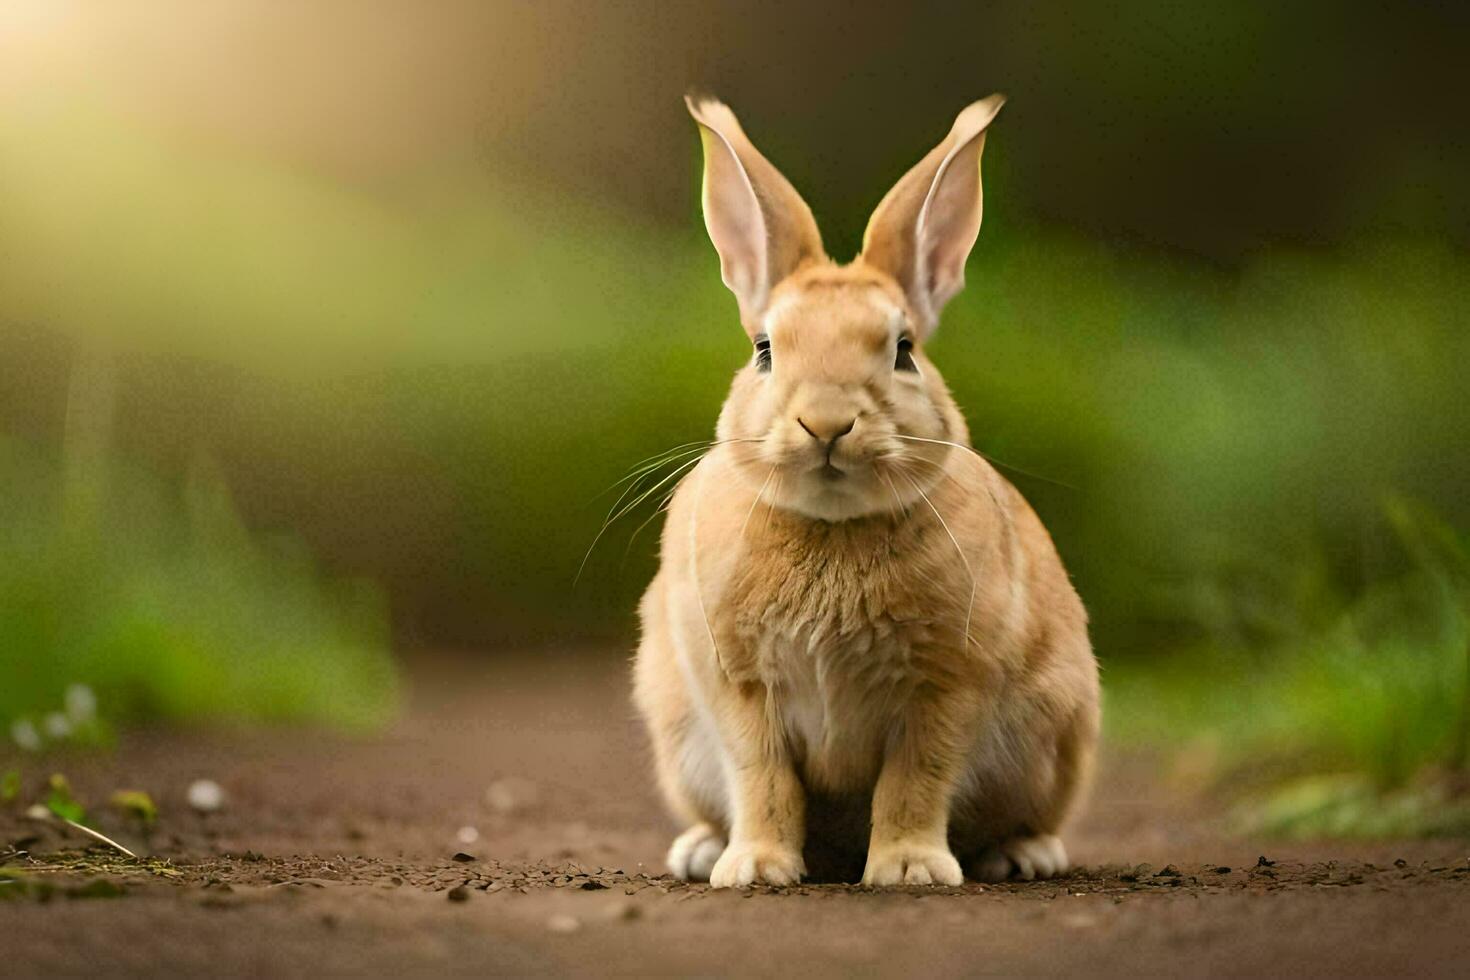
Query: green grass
[[1106, 498, 1470, 835], [0, 436, 397, 739]]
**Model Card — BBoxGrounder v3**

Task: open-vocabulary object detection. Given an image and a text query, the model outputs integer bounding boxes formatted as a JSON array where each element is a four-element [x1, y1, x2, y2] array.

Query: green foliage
[[3, 99, 1468, 645], [0, 438, 397, 734], [1107, 499, 1470, 834], [45, 773, 85, 824], [0, 769, 18, 804], [109, 790, 159, 828], [1234, 775, 1470, 839]]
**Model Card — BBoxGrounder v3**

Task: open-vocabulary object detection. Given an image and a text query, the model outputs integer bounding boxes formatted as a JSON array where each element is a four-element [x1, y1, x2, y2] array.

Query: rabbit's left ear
[[861, 95, 1005, 336], [687, 94, 825, 335]]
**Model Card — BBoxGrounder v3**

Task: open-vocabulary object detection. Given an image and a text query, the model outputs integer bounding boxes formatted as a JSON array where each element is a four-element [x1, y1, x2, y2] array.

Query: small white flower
[[187, 778, 226, 813], [42, 712, 72, 739], [65, 684, 97, 721], [10, 719, 41, 751]]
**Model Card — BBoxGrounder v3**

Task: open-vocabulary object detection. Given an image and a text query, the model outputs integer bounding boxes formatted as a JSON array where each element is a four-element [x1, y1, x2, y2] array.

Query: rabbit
[[631, 93, 1100, 888]]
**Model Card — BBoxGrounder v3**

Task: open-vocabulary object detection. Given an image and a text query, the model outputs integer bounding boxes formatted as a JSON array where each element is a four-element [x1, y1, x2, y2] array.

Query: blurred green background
[[2, 1, 1468, 833]]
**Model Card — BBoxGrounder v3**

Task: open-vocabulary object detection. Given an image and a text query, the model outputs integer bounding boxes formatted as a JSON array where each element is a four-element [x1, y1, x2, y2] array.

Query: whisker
[[621, 468, 696, 566], [576, 452, 706, 585], [884, 450, 967, 494], [897, 469, 979, 650], [594, 436, 761, 502], [599, 444, 711, 496], [893, 434, 1076, 490], [581, 436, 772, 583], [591, 451, 706, 538], [593, 436, 768, 504], [879, 469, 908, 522], [620, 439, 711, 472], [763, 471, 783, 535], [893, 450, 1009, 516], [740, 466, 778, 539], [595, 454, 695, 552], [606, 455, 707, 538], [689, 461, 725, 675]]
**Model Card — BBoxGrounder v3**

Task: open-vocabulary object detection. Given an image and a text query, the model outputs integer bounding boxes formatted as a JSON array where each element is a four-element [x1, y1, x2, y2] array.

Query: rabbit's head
[[689, 94, 1004, 522]]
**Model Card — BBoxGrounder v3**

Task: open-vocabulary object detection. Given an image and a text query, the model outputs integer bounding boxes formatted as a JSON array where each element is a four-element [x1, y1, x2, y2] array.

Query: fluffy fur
[[632, 94, 1099, 888]]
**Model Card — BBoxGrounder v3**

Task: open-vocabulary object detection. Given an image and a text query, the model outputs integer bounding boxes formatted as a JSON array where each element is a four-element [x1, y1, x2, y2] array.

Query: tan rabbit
[[632, 94, 1100, 888]]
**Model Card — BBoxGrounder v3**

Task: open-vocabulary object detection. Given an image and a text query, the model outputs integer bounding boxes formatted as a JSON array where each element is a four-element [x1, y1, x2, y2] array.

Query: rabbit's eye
[[754, 334, 772, 372], [895, 336, 917, 372]]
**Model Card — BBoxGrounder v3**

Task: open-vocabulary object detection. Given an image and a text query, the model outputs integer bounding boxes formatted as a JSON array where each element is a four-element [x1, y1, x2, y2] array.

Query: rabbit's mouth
[[770, 453, 919, 522], [818, 462, 846, 482]]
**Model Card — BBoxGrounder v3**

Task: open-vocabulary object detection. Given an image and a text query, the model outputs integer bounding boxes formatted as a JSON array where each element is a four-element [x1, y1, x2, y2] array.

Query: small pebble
[[447, 885, 471, 903]]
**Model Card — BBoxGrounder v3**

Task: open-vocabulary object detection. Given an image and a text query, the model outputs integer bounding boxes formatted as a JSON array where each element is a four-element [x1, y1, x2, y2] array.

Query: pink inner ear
[[916, 142, 983, 316], [859, 95, 1001, 333], [699, 127, 770, 324], [925, 233, 971, 308], [712, 200, 765, 303], [926, 259, 954, 309]]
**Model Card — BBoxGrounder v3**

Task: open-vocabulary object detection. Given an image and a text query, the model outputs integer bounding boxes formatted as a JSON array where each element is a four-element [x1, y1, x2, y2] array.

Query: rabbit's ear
[[686, 94, 825, 334], [861, 95, 1005, 336]]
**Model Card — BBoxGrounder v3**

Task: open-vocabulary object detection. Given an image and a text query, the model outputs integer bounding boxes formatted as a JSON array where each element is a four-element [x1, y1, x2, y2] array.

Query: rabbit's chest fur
[[716, 515, 968, 792]]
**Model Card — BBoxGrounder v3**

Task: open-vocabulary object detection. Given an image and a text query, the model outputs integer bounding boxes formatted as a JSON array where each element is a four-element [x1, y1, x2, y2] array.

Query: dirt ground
[[4, 650, 1469, 978]]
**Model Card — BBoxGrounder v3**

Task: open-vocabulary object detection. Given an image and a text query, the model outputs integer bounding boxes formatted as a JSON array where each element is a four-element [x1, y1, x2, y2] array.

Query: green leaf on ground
[[109, 789, 158, 827], [45, 773, 85, 823]]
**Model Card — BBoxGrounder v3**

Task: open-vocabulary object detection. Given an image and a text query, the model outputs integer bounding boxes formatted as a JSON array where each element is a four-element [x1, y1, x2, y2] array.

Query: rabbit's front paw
[[708, 840, 805, 888], [862, 841, 963, 887], [666, 822, 726, 881]]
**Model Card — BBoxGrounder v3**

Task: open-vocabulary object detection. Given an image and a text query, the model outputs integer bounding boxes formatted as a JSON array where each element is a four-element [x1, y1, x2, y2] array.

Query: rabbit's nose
[[796, 415, 857, 445]]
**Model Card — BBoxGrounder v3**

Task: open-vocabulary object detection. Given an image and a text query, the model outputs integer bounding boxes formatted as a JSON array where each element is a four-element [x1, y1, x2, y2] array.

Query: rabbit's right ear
[[861, 95, 1005, 337], [686, 95, 825, 334]]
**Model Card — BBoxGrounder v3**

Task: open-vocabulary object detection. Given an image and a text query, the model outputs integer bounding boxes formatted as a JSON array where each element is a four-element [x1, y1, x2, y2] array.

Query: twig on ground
[[62, 818, 138, 859]]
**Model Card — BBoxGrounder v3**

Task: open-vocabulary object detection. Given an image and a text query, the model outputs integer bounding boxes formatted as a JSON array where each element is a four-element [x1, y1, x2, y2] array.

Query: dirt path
[[5, 651, 1469, 977]]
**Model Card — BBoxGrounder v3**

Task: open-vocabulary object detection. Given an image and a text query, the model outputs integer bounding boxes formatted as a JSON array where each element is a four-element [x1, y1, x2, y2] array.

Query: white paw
[[666, 823, 726, 882], [970, 834, 1069, 882], [708, 840, 805, 888], [862, 841, 964, 887]]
